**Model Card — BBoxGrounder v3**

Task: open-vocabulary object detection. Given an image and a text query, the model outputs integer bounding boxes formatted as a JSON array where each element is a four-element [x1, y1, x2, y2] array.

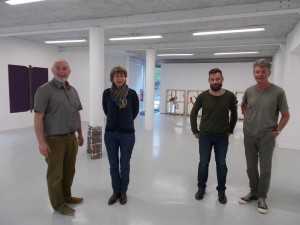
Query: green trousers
[[45, 134, 78, 209]]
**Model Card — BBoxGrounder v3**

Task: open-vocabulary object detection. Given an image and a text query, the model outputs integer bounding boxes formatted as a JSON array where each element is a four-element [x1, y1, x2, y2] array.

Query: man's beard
[[54, 75, 68, 83], [210, 83, 222, 92]]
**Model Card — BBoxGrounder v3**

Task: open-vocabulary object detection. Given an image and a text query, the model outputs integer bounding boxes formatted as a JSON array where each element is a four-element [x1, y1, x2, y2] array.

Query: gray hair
[[253, 58, 271, 70], [52, 59, 70, 69]]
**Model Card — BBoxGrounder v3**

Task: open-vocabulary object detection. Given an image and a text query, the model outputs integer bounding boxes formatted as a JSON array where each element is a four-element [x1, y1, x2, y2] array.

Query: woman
[[102, 66, 139, 205]]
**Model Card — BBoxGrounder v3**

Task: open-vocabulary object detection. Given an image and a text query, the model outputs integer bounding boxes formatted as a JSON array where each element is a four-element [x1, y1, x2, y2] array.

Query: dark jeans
[[197, 133, 229, 192], [104, 131, 135, 194]]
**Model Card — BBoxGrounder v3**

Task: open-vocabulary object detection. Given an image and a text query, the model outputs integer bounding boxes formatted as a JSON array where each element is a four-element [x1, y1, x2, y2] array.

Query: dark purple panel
[[31, 67, 48, 110], [8, 65, 30, 113]]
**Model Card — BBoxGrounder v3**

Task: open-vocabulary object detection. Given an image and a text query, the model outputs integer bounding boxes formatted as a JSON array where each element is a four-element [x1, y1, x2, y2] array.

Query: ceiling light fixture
[[193, 27, 265, 36], [214, 51, 259, 55], [109, 35, 162, 41], [45, 39, 87, 44], [157, 53, 194, 56], [6, 0, 46, 5]]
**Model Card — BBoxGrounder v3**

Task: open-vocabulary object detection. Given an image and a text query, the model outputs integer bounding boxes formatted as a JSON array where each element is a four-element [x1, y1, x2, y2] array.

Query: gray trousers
[[244, 133, 275, 199]]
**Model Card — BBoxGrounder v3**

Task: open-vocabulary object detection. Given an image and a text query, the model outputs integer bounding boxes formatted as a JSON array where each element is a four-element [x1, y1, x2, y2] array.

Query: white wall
[[129, 58, 145, 94], [272, 20, 300, 150], [0, 37, 59, 130], [104, 51, 127, 89], [160, 62, 254, 113]]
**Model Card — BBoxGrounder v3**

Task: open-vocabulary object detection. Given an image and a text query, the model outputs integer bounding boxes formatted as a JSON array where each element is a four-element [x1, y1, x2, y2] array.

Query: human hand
[[78, 135, 84, 147], [39, 142, 51, 157], [272, 130, 279, 138]]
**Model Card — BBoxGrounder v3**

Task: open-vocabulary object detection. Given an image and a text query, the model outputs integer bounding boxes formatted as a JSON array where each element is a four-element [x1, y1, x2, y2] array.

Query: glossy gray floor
[[1, 114, 300, 225]]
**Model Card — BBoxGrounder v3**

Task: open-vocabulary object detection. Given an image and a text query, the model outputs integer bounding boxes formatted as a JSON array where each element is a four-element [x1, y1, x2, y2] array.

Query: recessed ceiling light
[[157, 53, 194, 56], [45, 39, 87, 44], [109, 35, 162, 41], [6, 0, 46, 5], [193, 28, 265, 36], [214, 52, 259, 55]]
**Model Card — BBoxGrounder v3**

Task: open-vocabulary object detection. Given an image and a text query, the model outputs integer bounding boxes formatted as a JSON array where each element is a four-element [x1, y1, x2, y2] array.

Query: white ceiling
[[1, 0, 300, 63]]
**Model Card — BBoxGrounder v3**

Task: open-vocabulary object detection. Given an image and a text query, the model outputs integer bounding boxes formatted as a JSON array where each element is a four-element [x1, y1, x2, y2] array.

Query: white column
[[145, 49, 156, 130], [125, 53, 130, 86], [89, 27, 104, 126], [88, 27, 105, 159]]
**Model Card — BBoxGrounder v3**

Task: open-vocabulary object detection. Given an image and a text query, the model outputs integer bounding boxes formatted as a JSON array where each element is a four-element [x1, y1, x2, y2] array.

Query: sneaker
[[218, 191, 227, 204], [65, 197, 83, 204], [195, 189, 205, 200], [55, 204, 75, 216], [239, 192, 258, 204], [258, 198, 268, 214]]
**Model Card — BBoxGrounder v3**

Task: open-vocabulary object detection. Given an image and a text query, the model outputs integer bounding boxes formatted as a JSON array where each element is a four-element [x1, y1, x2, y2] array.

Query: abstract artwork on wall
[[8, 64, 48, 113]]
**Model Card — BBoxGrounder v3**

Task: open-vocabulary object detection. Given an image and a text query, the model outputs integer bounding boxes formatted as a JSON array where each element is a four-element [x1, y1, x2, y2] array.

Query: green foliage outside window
[[155, 67, 161, 86]]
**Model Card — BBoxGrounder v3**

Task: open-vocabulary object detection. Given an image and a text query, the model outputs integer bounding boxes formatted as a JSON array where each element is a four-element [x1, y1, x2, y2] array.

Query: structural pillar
[[86, 27, 105, 159], [125, 53, 130, 85], [145, 49, 156, 130]]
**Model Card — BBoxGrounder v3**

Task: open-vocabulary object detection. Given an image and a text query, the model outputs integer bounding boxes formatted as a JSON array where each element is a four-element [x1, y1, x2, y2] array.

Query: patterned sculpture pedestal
[[87, 125, 102, 159]]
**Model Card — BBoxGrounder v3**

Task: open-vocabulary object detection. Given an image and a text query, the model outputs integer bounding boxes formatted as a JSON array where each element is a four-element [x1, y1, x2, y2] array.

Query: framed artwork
[[166, 89, 186, 115], [235, 92, 244, 120], [186, 90, 203, 116]]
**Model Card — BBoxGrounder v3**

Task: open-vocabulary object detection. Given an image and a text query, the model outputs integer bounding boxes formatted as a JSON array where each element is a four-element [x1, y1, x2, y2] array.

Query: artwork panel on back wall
[[8, 64, 48, 113]]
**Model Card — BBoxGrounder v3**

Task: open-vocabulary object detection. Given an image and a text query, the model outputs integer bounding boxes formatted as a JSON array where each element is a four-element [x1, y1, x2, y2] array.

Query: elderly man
[[34, 59, 84, 216]]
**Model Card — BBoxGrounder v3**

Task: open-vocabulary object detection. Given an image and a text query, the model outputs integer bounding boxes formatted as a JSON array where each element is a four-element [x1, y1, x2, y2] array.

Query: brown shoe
[[119, 193, 127, 205], [108, 194, 120, 205], [55, 204, 75, 216], [65, 197, 84, 204]]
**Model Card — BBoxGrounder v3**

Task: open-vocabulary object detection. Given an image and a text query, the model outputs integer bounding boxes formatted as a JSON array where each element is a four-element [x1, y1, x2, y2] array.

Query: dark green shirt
[[190, 90, 238, 135]]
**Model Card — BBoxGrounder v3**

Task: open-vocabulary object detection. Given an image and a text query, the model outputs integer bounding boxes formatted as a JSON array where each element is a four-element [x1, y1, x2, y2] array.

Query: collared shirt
[[34, 78, 83, 136]]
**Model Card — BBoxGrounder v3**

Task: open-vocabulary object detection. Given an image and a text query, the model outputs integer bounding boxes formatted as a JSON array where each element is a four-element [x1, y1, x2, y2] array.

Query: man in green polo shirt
[[34, 59, 84, 216]]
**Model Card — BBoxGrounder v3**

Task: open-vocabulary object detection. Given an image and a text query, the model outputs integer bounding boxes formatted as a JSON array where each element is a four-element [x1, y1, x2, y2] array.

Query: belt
[[48, 131, 76, 137]]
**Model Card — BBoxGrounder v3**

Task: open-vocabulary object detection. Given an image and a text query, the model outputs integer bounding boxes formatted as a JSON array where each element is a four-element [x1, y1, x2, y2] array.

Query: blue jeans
[[104, 131, 135, 194], [197, 133, 229, 192]]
